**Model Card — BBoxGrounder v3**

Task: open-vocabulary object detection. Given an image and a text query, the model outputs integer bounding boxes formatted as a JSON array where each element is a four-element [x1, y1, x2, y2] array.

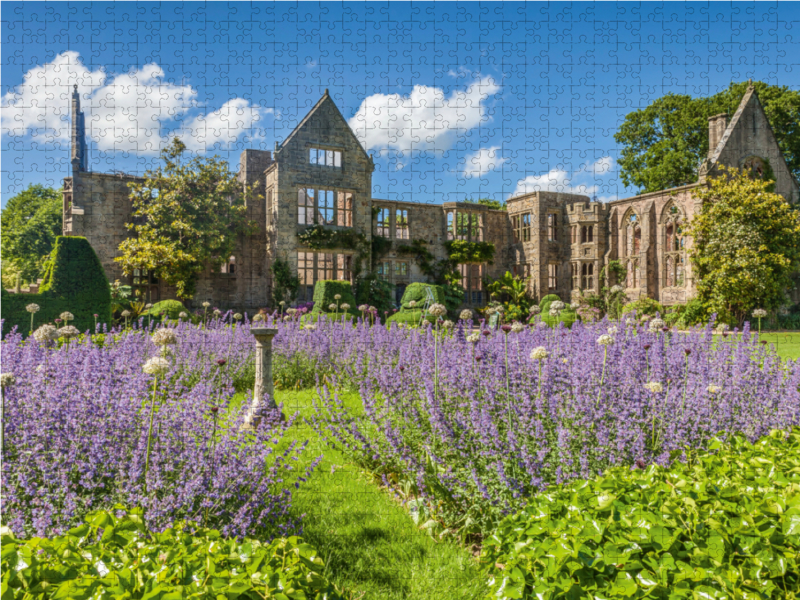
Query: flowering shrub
[[1, 318, 319, 539]]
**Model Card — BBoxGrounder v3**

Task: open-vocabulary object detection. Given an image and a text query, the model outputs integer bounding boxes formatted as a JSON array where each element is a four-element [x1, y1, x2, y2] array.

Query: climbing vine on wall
[[270, 255, 300, 305], [443, 240, 496, 264], [297, 225, 371, 276]]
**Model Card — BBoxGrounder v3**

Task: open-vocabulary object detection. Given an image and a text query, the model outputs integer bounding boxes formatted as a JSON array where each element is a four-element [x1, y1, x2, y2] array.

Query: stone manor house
[[62, 84, 800, 312]]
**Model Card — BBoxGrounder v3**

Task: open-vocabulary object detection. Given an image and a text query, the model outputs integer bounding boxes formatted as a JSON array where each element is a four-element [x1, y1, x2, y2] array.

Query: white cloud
[[2, 51, 270, 155], [510, 156, 615, 199], [348, 76, 500, 153], [462, 146, 507, 179]]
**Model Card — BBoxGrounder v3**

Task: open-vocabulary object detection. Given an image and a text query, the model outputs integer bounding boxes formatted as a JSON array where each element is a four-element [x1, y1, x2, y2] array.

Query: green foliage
[[443, 240, 495, 264], [485, 271, 533, 317], [116, 138, 257, 300], [1, 236, 111, 337], [0, 184, 63, 282], [144, 299, 187, 320], [310, 280, 358, 316], [464, 198, 506, 210], [621, 297, 666, 318], [615, 80, 800, 193], [680, 298, 709, 327], [0, 506, 345, 600], [396, 239, 437, 277], [535, 294, 578, 328], [355, 276, 394, 315], [298, 224, 371, 278], [688, 166, 800, 325], [386, 309, 435, 327], [370, 235, 393, 262], [398, 282, 446, 309], [271, 255, 300, 306], [442, 282, 465, 314], [482, 428, 800, 600]]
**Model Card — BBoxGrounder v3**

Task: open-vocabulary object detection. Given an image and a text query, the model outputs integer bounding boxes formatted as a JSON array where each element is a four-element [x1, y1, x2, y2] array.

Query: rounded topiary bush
[[533, 294, 578, 328], [621, 297, 665, 318], [398, 282, 446, 310], [386, 310, 435, 327], [309, 280, 358, 319], [144, 299, 187, 321]]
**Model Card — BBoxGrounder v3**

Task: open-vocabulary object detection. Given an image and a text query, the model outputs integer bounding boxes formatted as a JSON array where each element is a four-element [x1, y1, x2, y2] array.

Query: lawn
[[762, 331, 800, 360]]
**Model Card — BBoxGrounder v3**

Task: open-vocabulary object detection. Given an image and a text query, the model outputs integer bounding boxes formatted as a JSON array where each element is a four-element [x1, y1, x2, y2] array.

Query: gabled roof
[[707, 85, 756, 167], [276, 90, 372, 163]]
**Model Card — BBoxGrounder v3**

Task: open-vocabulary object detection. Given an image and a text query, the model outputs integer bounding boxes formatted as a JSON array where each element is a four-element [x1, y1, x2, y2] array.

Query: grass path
[[761, 332, 800, 360], [248, 388, 487, 600]]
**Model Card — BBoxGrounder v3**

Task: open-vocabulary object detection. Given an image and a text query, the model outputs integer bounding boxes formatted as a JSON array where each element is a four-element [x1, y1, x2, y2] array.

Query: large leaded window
[[458, 263, 484, 305], [297, 188, 353, 227], [581, 263, 594, 290], [547, 213, 558, 241], [309, 147, 342, 168], [296, 251, 353, 302], [376, 208, 391, 237], [664, 204, 686, 288], [624, 211, 641, 288], [446, 210, 483, 241], [396, 209, 410, 240]]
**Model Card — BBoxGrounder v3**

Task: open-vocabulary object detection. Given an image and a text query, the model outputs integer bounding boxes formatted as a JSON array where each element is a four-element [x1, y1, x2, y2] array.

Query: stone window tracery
[[581, 263, 594, 290], [623, 211, 641, 288], [663, 203, 686, 288], [298, 187, 353, 227]]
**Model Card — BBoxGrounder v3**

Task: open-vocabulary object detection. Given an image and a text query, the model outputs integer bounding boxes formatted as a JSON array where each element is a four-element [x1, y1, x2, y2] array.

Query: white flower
[[408, 300, 417, 308], [57, 325, 80, 339], [26, 304, 40, 313], [429, 303, 447, 318], [151, 329, 177, 346], [536, 321, 548, 329], [648, 318, 665, 332], [304, 324, 317, 331], [466, 333, 481, 343], [495, 305, 505, 314], [279, 301, 286, 306], [328, 303, 338, 311], [59, 312, 74, 322], [202, 302, 211, 308], [213, 309, 221, 316], [368, 306, 376, 312], [121, 310, 132, 318], [179, 312, 188, 319], [752, 309, 767, 318], [459, 309, 472, 320], [610, 285, 623, 294], [570, 302, 580, 310], [530, 346, 549, 360], [340, 303, 351, 311], [716, 324, 729, 333], [142, 356, 170, 377], [145, 303, 153, 309], [486, 306, 496, 315], [529, 305, 541, 315], [549, 308, 559, 317], [442, 320, 454, 329], [0, 373, 16, 388], [607, 325, 618, 335], [511, 322, 525, 333], [550, 301, 565, 311], [233, 313, 242, 321], [283, 316, 291, 321], [253, 314, 265, 322], [33, 324, 58, 343], [644, 381, 663, 393], [707, 385, 721, 394], [334, 294, 342, 300], [286, 308, 298, 316], [596, 334, 614, 347], [358, 304, 369, 312]]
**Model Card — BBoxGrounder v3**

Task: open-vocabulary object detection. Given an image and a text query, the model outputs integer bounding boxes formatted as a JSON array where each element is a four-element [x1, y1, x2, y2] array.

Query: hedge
[[144, 299, 188, 321], [309, 280, 358, 318], [398, 282, 445, 310], [533, 293, 578, 328], [386, 309, 435, 327], [1, 236, 111, 337]]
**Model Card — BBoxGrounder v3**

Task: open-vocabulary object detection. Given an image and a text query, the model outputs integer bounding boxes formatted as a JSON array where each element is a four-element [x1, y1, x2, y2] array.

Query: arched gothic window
[[663, 203, 686, 288], [624, 211, 641, 288]]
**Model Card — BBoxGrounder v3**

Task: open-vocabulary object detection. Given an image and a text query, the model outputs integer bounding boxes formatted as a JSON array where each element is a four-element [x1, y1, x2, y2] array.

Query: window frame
[[309, 147, 342, 168], [298, 186, 354, 228]]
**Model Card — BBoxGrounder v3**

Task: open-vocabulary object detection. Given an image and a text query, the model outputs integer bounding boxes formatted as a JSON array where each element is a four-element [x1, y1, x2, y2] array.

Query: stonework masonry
[[62, 85, 800, 312]]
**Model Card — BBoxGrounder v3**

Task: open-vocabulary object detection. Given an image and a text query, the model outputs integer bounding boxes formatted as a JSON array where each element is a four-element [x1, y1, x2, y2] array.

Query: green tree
[[465, 197, 506, 210], [615, 81, 800, 193], [687, 166, 800, 325], [116, 139, 257, 300], [0, 184, 62, 281]]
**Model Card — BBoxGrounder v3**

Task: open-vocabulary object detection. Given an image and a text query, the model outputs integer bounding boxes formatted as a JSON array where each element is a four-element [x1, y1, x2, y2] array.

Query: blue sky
[[2, 1, 798, 207]]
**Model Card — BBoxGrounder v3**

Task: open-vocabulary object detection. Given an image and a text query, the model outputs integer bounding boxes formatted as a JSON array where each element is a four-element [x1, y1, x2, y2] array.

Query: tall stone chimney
[[707, 113, 728, 159], [70, 84, 87, 173]]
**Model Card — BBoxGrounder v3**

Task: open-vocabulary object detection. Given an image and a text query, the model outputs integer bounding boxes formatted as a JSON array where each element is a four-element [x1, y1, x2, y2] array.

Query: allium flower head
[[233, 313, 242, 321], [368, 306, 376, 312], [607, 325, 618, 335], [58, 325, 80, 339], [26, 304, 40, 314], [442, 320, 454, 329], [495, 305, 505, 314], [501, 324, 512, 333], [145, 304, 153, 309], [304, 324, 317, 331], [341, 303, 351, 311], [328, 303, 337, 311], [459, 309, 472, 320], [59, 312, 74, 322], [33, 324, 58, 343], [202, 302, 211, 308], [570, 301, 580, 310], [253, 314, 265, 322], [217, 359, 227, 366], [511, 322, 525, 333], [151, 329, 177, 346], [283, 316, 291, 321], [142, 356, 170, 377], [429, 303, 447, 318], [358, 304, 369, 312], [716, 323, 729, 333], [549, 308, 559, 317], [644, 381, 663, 393], [610, 285, 623, 294], [707, 385, 721, 394], [648, 318, 665, 332], [530, 346, 549, 361], [1, 373, 16, 388], [466, 333, 480, 343], [408, 300, 417, 308], [213, 309, 221, 316], [179, 312, 188, 319], [550, 301, 565, 311], [596, 334, 614, 346], [334, 294, 342, 300], [279, 301, 286, 306], [286, 308, 298, 316], [529, 305, 541, 315], [753, 308, 767, 318], [121, 310, 131, 318]]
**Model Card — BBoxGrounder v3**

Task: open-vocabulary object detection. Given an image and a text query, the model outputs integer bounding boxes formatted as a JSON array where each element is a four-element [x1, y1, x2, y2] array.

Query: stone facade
[[63, 85, 800, 312]]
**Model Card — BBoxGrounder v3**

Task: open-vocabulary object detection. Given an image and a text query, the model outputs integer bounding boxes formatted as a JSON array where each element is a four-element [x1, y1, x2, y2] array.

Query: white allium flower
[[442, 320, 454, 329], [202, 302, 211, 308], [529, 305, 541, 315], [0, 373, 16, 388], [536, 321, 548, 329], [151, 328, 177, 346], [286, 308, 298, 316], [466, 333, 481, 343], [716, 323, 729, 333], [429, 303, 447, 318], [305, 324, 317, 331], [60, 312, 74, 322], [253, 314, 265, 322], [142, 356, 170, 377], [334, 294, 342, 300], [550, 301, 565, 311], [707, 385, 721, 394], [57, 325, 80, 339], [340, 303, 351, 311], [283, 316, 291, 321], [511, 322, 525, 333], [178, 312, 188, 319], [145, 303, 153, 309], [610, 285, 623, 294], [549, 308, 559, 317], [368, 306, 376, 312], [644, 381, 663, 393], [486, 306, 496, 315], [648, 318, 665, 332], [121, 310, 132, 318], [26, 303, 40, 313], [752, 309, 767, 318], [279, 301, 286, 306], [640, 314, 651, 322], [33, 324, 58, 343], [570, 302, 580, 310], [607, 325, 618, 335], [495, 305, 505, 314], [213, 309, 221, 316], [459, 309, 472, 320], [328, 303, 337, 311], [596, 334, 614, 346], [233, 313, 242, 321], [358, 304, 369, 312], [530, 346, 549, 361], [408, 300, 417, 308]]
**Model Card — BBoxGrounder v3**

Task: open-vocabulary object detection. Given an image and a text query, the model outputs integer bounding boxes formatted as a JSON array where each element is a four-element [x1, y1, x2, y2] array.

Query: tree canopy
[[615, 81, 800, 193], [687, 166, 800, 325], [116, 138, 257, 300], [0, 184, 63, 282]]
